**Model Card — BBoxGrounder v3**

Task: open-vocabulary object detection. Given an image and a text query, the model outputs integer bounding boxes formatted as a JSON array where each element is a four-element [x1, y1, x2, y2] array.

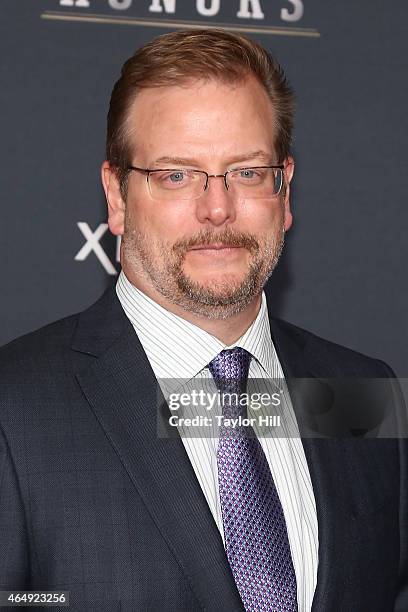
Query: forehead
[[125, 76, 277, 164]]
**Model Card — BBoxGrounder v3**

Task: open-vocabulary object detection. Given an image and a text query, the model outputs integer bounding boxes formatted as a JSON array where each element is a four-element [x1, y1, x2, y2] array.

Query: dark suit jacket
[[0, 286, 407, 611]]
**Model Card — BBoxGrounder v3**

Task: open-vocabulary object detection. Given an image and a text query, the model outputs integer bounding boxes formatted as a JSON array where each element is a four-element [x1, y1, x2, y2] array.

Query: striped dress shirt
[[116, 270, 318, 611]]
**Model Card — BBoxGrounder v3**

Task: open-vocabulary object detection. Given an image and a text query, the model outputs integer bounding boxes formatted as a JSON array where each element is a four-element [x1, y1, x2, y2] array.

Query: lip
[[188, 244, 242, 251]]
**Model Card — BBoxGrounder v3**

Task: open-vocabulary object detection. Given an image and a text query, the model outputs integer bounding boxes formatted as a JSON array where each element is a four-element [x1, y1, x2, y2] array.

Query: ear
[[101, 161, 126, 236], [282, 156, 294, 232]]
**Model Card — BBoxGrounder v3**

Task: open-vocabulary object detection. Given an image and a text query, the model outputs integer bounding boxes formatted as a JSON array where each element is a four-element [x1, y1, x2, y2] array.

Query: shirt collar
[[116, 270, 276, 379]]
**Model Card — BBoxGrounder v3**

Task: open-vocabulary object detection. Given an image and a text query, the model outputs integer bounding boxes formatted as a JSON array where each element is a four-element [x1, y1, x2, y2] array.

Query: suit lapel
[[268, 313, 353, 611], [72, 287, 244, 612]]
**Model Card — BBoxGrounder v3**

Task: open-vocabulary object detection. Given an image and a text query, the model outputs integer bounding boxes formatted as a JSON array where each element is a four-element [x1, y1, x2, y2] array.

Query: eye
[[240, 168, 257, 179], [168, 171, 185, 183], [154, 169, 196, 191], [230, 167, 265, 183]]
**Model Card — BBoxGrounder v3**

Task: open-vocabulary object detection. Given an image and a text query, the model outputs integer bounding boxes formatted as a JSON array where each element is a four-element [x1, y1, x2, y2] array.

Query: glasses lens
[[148, 169, 205, 200], [228, 167, 283, 198]]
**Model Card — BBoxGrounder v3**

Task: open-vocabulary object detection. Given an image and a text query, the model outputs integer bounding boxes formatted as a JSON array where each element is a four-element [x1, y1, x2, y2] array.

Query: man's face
[[105, 75, 293, 319]]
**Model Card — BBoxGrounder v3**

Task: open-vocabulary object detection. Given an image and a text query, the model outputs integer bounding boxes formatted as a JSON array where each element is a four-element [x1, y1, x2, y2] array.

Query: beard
[[122, 222, 285, 320]]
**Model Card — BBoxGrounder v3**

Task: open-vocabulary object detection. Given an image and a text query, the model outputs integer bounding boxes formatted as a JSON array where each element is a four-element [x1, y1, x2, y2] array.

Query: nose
[[195, 174, 237, 226]]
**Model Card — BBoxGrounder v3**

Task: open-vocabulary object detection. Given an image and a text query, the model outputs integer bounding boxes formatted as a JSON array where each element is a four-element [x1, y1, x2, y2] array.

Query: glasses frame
[[125, 164, 285, 200]]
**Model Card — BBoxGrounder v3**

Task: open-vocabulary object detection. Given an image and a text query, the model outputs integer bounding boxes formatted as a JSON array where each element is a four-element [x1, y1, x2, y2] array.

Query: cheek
[[240, 198, 284, 230], [126, 199, 167, 232], [128, 198, 198, 239]]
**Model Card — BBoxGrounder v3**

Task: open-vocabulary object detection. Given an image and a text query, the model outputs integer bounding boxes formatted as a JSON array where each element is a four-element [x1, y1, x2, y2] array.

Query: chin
[[185, 266, 248, 284], [191, 273, 246, 289]]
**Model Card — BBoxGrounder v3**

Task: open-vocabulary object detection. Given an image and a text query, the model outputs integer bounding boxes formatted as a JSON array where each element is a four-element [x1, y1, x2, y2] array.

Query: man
[[0, 29, 407, 611]]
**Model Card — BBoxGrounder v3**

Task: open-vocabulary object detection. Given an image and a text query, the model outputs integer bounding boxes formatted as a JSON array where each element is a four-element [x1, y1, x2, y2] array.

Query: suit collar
[[71, 285, 129, 357]]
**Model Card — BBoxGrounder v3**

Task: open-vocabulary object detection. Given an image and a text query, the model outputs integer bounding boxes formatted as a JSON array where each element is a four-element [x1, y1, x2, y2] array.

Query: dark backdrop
[[2, 0, 407, 375]]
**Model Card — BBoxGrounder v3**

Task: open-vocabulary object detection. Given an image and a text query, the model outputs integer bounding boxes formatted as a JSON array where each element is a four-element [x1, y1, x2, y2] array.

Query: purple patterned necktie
[[208, 348, 298, 612]]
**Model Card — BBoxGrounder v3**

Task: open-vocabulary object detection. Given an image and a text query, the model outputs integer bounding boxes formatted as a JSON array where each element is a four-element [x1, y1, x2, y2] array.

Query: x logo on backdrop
[[75, 222, 121, 275]]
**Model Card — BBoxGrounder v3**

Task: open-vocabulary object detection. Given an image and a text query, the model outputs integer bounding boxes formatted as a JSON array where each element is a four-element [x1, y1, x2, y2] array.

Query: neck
[[122, 265, 262, 346]]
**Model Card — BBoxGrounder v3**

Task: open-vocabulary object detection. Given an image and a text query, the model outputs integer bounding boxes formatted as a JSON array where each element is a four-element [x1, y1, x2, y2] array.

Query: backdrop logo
[[75, 222, 120, 275], [57, 1, 304, 22], [42, 1, 319, 38]]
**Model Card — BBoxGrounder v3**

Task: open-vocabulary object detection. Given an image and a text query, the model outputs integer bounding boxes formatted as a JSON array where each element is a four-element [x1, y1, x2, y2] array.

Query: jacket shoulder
[[0, 285, 123, 378], [270, 316, 393, 377], [0, 313, 80, 374]]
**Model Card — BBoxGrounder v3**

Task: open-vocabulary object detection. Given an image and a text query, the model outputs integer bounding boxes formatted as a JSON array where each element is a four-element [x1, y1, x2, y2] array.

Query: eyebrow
[[152, 150, 275, 167]]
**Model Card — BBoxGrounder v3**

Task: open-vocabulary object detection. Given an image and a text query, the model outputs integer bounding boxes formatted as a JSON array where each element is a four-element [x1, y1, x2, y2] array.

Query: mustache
[[173, 228, 259, 255]]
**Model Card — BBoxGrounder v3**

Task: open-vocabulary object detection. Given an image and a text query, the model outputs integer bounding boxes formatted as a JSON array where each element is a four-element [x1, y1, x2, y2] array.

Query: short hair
[[106, 28, 295, 197]]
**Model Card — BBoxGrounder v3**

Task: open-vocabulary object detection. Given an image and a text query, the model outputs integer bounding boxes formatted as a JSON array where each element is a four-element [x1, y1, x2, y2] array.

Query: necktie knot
[[208, 347, 252, 396]]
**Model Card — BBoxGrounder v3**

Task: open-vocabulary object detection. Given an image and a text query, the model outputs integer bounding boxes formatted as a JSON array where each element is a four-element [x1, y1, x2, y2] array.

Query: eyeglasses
[[125, 165, 284, 201]]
